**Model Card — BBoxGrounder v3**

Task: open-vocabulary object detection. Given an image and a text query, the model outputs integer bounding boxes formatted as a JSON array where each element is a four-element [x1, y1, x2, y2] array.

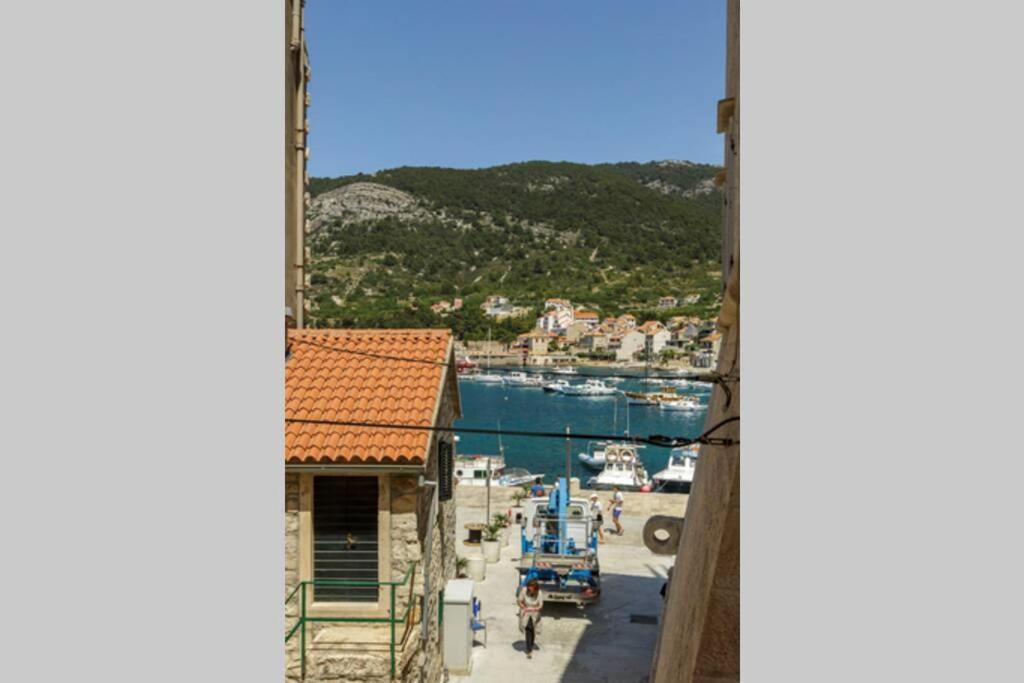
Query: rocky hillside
[[306, 160, 724, 338]]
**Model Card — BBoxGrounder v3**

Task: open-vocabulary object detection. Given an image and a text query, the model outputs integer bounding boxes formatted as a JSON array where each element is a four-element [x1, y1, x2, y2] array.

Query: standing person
[[609, 487, 625, 535], [517, 579, 544, 659], [530, 477, 545, 498], [589, 493, 605, 543]]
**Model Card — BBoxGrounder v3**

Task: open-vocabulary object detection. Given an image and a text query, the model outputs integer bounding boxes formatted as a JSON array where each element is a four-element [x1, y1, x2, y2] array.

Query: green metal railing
[[285, 562, 419, 680]]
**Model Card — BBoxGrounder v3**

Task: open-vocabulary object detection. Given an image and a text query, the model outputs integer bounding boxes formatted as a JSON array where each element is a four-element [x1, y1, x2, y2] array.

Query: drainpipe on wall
[[419, 475, 439, 642], [289, 0, 302, 51]]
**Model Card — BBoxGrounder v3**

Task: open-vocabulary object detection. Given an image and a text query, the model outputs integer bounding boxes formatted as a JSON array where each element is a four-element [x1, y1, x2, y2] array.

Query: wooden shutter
[[313, 476, 379, 603], [438, 440, 453, 501]]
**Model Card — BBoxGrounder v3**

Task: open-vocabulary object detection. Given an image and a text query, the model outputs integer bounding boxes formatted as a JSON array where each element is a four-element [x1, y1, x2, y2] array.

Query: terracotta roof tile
[[285, 329, 453, 465]]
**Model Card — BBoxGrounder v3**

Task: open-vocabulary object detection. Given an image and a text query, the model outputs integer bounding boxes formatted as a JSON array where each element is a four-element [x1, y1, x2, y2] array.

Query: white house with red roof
[[573, 309, 600, 328], [536, 306, 574, 334]]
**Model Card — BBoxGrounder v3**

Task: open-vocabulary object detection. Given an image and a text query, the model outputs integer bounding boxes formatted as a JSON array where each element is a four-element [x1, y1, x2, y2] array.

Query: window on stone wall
[[313, 476, 379, 603]]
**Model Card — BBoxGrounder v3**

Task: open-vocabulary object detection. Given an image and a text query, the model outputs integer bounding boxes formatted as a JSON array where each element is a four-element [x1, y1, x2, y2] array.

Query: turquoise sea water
[[453, 366, 711, 483]]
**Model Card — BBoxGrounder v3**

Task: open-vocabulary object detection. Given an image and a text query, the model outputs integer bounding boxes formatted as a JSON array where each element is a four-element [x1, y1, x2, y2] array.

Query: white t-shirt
[[611, 491, 624, 510], [590, 500, 603, 517]]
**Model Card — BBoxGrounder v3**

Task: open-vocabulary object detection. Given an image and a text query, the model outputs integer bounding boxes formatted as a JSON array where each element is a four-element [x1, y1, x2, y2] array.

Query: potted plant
[[482, 523, 502, 563], [456, 556, 469, 579], [510, 486, 529, 525], [492, 512, 510, 528]]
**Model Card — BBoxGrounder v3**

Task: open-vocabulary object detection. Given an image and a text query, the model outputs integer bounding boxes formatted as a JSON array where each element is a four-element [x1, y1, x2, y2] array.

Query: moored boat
[[454, 454, 506, 486], [455, 455, 544, 487], [498, 467, 541, 487], [658, 394, 704, 412], [561, 378, 618, 396], [652, 446, 699, 492], [543, 379, 570, 393], [577, 441, 609, 470], [504, 371, 544, 387], [586, 444, 651, 491]]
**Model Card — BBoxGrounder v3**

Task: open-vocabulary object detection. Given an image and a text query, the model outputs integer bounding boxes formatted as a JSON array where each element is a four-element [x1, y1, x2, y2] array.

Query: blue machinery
[[518, 477, 601, 605]]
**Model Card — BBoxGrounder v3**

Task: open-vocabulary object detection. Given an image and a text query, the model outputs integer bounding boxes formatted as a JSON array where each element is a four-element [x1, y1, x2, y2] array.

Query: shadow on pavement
[[556, 571, 668, 683]]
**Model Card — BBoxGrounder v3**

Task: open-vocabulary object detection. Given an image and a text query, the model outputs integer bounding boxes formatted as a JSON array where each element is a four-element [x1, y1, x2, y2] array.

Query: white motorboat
[[543, 379, 570, 393], [561, 379, 618, 396], [474, 328, 504, 383], [504, 371, 544, 387], [658, 395, 704, 412], [652, 446, 699, 492], [586, 444, 651, 491], [498, 467, 540, 487], [550, 365, 578, 375], [454, 454, 506, 486], [455, 455, 543, 488], [577, 441, 609, 470]]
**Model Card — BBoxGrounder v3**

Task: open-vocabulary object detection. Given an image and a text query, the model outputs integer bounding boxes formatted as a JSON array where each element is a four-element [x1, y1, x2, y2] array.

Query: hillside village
[[450, 293, 722, 368]]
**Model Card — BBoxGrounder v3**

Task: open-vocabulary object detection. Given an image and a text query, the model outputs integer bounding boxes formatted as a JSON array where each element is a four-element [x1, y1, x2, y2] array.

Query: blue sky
[[305, 1, 725, 177]]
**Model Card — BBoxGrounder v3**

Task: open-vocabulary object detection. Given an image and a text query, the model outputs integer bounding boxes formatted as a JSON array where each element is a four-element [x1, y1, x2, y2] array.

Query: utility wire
[[285, 416, 739, 448]]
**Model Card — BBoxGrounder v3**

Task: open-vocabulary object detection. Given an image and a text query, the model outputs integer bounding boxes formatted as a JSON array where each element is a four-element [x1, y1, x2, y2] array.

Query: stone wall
[[649, 1, 740, 680], [285, 473, 302, 682]]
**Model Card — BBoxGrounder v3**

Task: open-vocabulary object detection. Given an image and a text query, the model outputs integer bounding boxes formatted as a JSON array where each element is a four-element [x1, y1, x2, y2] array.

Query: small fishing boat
[[652, 446, 699, 492], [543, 379, 570, 393], [550, 365, 579, 375], [586, 444, 651, 491], [658, 395, 704, 412], [561, 378, 618, 396]]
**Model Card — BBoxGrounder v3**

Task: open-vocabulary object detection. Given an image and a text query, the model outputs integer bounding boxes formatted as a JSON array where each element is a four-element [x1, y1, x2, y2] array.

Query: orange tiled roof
[[286, 329, 454, 465]]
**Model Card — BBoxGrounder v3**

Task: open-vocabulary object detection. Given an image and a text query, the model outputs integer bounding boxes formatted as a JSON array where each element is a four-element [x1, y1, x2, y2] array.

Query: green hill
[[306, 160, 724, 340]]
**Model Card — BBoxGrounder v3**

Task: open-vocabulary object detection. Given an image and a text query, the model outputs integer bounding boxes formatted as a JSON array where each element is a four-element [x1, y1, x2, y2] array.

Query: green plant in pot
[[512, 488, 528, 506], [492, 512, 510, 528], [456, 556, 469, 578], [482, 523, 502, 563]]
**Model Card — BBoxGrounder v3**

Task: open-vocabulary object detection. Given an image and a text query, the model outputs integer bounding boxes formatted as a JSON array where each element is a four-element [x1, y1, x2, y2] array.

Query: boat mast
[[625, 392, 631, 436]]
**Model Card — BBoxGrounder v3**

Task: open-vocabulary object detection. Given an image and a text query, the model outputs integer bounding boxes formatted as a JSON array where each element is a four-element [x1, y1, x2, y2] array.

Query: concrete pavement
[[449, 505, 674, 683]]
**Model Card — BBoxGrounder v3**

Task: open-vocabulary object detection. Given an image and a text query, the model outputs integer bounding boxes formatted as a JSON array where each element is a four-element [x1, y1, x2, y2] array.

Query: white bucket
[[466, 555, 487, 581]]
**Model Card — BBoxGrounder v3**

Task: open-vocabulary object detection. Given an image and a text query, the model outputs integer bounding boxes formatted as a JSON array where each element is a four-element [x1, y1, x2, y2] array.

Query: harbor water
[[453, 366, 711, 484]]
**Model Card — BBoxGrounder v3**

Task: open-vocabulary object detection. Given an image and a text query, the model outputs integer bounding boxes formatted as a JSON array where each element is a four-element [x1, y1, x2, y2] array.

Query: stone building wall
[[286, 473, 301, 682], [649, 1, 740, 680]]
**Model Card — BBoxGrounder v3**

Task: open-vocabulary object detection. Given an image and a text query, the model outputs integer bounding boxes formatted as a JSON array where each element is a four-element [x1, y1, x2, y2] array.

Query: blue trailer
[[517, 477, 601, 606]]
